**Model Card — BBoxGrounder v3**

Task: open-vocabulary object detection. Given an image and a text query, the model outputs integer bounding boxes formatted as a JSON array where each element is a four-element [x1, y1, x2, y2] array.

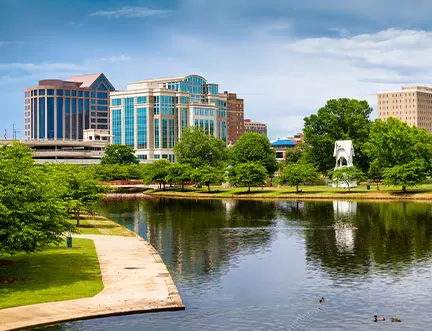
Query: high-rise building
[[24, 73, 115, 140], [224, 91, 244, 144], [377, 86, 432, 133], [109, 74, 228, 161], [244, 119, 267, 136]]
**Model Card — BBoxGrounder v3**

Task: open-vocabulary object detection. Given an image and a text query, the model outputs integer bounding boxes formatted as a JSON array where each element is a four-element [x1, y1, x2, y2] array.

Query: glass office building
[[110, 74, 228, 161], [24, 73, 115, 140]]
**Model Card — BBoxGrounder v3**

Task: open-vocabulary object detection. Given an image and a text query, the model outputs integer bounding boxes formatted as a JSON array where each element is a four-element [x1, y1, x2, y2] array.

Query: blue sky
[[2, 0, 432, 140]]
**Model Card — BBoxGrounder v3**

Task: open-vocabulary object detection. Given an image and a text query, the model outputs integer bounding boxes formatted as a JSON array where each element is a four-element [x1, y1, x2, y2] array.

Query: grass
[[0, 238, 103, 309], [110, 183, 432, 200], [68, 213, 135, 237]]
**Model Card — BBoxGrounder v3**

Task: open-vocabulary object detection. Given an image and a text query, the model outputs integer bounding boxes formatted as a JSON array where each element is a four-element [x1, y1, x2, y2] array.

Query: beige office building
[[244, 119, 267, 136], [377, 86, 432, 132]]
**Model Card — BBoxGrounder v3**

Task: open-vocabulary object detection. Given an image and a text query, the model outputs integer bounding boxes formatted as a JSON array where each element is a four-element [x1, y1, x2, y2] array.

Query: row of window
[[27, 90, 109, 98]]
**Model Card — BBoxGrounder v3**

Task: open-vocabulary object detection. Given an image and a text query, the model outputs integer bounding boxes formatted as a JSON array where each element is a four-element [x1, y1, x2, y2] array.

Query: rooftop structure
[[244, 119, 267, 136]]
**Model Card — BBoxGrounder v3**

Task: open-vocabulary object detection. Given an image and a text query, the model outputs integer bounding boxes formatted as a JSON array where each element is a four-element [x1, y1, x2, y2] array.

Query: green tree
[[228, 162, 268, 192], [231, 132, 277, 176], [142, 159, 171, 189], [0, 143, 73, 254], [332, 166, 363, 192], [365, 118, 432, 192], [191, 166, 224, 192], [101, 144, 139, 165], [277, 163, 320, 192], [174, 127, 228, 168], [165, 163, 192, 191], [284, 148, 303, 164], [53, 165, 105, 226], [303, 98, 373, 173]]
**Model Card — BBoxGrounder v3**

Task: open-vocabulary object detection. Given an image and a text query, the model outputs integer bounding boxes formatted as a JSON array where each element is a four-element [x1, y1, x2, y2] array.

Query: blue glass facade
[[112, 109, 122, 144], [154, 119, 160, 148], [25, 73, 115, 140], [124, 97, 134, 147], [137, 108, 147, 149]]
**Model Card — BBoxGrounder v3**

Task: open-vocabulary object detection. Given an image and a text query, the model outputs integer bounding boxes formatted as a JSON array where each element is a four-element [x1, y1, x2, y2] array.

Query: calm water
[[41, 199, 432, 331]]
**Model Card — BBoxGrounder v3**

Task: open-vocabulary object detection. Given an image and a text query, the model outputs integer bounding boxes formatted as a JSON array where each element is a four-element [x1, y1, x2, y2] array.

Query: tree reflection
[[98, 198, 277, 283], [278, 200, 432, 278]]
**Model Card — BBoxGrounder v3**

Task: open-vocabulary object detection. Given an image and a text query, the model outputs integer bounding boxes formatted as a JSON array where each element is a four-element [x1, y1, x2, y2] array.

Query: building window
[[112, 98, 122, 106], [47, 89, 54, 96], [47, 97, 55, 139], [124, 97, 134, 148], [137, 96, 147, 104], [112, 109, 122, 144], [72, 90, 77, 96], [154, 119, 160, 148], [137, 107, 147, 149]]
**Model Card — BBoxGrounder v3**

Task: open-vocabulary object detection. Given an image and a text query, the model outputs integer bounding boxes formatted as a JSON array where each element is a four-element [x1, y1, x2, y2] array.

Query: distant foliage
[[101, 144, 139, 165], [228, 162, 268, 192], [277, 162, 320, 192]]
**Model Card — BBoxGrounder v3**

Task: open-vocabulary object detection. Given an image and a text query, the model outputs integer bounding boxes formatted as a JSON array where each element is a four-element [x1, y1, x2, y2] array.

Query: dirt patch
[[0, 259, 16, 267]]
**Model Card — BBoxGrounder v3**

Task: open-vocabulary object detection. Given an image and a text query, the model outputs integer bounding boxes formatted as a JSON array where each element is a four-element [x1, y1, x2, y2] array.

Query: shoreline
[[0, 234, 184, 331], [104, 191, 432, 202]]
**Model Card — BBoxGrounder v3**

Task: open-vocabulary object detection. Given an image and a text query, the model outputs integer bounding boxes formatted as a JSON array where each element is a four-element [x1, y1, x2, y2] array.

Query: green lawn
[[0, 238, 103, 309], [68, 213, 135, 237]]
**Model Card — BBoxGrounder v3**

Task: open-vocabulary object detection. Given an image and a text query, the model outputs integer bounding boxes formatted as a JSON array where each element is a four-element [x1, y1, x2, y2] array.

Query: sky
[[2, 0, 432, 140]]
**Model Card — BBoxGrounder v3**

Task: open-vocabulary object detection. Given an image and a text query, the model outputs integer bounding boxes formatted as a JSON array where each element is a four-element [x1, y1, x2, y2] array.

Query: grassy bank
[[0, 238, 103, 309], [68, 213, 134, 237], [109, 184, 432, 201]]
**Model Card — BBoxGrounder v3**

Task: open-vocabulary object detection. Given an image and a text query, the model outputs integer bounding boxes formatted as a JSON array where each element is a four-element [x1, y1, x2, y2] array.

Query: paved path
[[0, 234, 184, 331]]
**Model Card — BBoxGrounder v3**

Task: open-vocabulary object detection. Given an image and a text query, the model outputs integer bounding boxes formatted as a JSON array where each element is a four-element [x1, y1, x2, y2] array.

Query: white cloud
[[98, 55, 132, 63], [90, 6, 170, 18], [289, 28, 432, 69]]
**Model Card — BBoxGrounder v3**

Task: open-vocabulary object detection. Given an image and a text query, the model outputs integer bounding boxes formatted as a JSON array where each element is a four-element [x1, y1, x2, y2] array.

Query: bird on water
[[391, 318, 401, 322], [319, 297, 325, 303], [374, 315, 385, 322]]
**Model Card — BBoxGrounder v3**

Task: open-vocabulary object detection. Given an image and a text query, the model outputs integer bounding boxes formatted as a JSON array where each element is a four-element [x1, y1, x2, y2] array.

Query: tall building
[[244, 119, 267, 136], [377, 86, 432, 132], [24, 73, 115, 140], [109, 74, 228, 161], [224, 91, 244, 144]]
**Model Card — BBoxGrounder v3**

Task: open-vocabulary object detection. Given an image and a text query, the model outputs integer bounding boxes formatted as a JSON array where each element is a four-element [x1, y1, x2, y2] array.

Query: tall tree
[[0, 143, 73, 254], [303, 98, 373, 173], [165, 163, 192, 191], [101, 144, 139, 165], [174, 127, 228, 168], [332, 166, 363, 192], [231, 132, 277, 176], [365, 118, 432, 192], [228, 162, 267, 192], [142, 159, 171, 189], [277, 163, 320, 193], [191, 166, 224, 192]]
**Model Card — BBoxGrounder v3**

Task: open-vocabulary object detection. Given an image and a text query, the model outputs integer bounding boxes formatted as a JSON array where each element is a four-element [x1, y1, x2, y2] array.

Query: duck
[[391, 318, 401, 322], [319, 297, 325, 303], [374, 315, 385, 322]]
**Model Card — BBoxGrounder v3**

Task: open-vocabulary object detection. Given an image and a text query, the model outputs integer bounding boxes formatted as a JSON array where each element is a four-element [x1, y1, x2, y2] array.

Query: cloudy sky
[[1, 0, 432, 140]]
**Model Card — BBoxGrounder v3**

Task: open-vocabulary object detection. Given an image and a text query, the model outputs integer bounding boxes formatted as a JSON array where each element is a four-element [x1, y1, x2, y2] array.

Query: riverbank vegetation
[[0, 238, 103, 309]]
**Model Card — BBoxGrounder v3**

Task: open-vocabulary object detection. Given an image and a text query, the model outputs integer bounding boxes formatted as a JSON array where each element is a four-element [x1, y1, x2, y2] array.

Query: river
[[40, 198, 432, 330]]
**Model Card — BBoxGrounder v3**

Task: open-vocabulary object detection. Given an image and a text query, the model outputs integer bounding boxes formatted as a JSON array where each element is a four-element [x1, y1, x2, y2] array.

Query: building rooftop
[[68, 73, 102, 88], [271, 139, 296, 147]]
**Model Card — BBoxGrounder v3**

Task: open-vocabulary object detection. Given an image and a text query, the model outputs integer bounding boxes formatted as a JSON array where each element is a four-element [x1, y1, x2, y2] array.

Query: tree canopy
[[101, 144, 139, 165], [277, 162, 319, 192], [228, 162, 268, 192], [174, 127, 228, 168], [0, 143, 73, 254], [142, 159, 171, 189], [332, 166, 363, 192], [365, 118, 432, 191], [231, 132, 277, 176], [303, 98, 373, 173], [191, 166, 224, 192]]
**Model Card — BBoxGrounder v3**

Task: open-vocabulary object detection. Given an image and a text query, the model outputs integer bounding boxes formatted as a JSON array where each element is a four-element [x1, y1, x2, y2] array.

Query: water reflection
[[99, 199, 278, 286]]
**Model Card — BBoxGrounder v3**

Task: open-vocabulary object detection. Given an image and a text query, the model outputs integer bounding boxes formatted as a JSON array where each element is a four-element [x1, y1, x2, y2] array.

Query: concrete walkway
[[0, 234, 184, 331]]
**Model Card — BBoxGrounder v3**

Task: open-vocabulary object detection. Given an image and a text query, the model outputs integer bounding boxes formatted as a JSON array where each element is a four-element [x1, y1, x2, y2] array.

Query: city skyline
[[2, 0, 432, 139]]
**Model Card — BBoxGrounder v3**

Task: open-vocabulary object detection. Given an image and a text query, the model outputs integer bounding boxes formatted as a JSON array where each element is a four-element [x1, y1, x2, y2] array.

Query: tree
[[165, 163, 192, 191], [277, 163, 320, 192], [331, 166, 363, 192], [365, 118, 432, 192], [284, 148, 303, 164], [142, 159, 171, 189], [53, 165, 105, 226], [228, 162, 268, 192], [191, 166, 224, 192], [231, 132, 277, 176], [0, 143, 73, 254], [101, 144, 139, 165], [303, 98, 373, 174], [174, 127, 228, 168]]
